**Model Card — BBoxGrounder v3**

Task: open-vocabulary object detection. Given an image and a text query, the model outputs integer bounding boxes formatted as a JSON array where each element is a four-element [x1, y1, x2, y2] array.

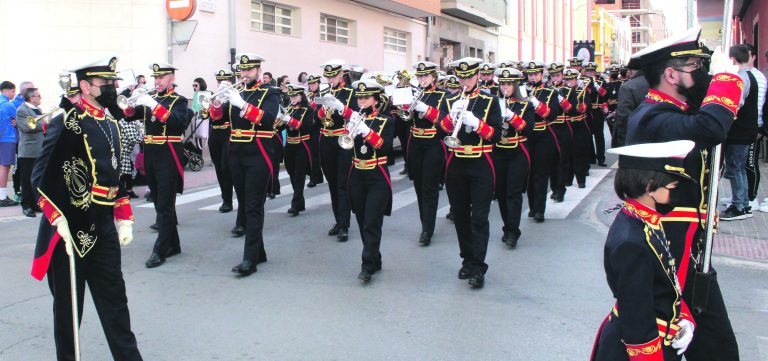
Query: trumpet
[[338, 112, 365, 150], [116, 88, 158, 110], [275, 105, 294, 129], [396, 87, 425, 120], [27, 107, 62, 130], [443, 86, 469, 148], [200, 78, 249, 110]]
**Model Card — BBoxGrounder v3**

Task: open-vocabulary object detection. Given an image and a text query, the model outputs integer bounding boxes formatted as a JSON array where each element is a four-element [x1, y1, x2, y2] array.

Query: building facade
[[699, 0, 768, 71], [591, 7, 633, 69], [595, 0, 668, 55]]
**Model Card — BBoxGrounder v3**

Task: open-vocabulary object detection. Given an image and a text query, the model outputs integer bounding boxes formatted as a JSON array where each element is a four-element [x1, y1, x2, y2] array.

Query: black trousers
[[548, 123, 572, 195], [407, 136, 445, 235], [494, 147, 530, 236], [589, 108, 606, 164], [746, 140, 761, 202], [229, 144, 270, 263], [569, 120, 592, 185], [319, 136, 352, 228], [18, 157, 36, 209], [527, 129, 556, 214], [207, 131, 233, 204], [309, 125, 324, 184], [284, 142, 310, 210], [349, 166, 390, 272], [46, 207, 143, 361], [270, 134, 283, 195], [446, 155, 494, 276], [145, 145, 181, 257]]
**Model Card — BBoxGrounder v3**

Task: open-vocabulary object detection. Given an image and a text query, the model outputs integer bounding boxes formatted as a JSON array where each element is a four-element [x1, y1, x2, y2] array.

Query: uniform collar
[[158, 86, 175, 97], [245, 80, 263, 91], [79, 97, 106, 118], [464, 86, 481, 98], [421, 84, 436, 92], [645, 88, 689, 111], [621, 198, 662, 226], [333, 81, 346, 91]]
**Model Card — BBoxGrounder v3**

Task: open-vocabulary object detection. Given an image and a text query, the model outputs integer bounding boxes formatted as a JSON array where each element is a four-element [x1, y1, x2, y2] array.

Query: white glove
[[134, 93, 158, 109], [577, 80, 585, 89], [528, 95, 541, 108], [709, 46, 739, 75], [228, 87, 247, 109], [328, 97, 345, 113], [52, 218, 74, 256], [557, 94, 565, 103], [593, 81, 600, 91], [672, 319, 695, 355], [461, 111, 480, 130], [518, 85, 528, 99], [450, 98, 468, 118], [356, 122, 371, 137], [413, 101, 429, 114], [217, 81, 232, 92], [117, 220, 134, 246], [345, 115, 361, 134], [502, 107, 514, 121]]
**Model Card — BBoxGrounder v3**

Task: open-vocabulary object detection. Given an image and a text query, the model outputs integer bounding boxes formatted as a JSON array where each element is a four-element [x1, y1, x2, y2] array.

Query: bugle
[[200, 78, 249, 110], [116, 88, 158, 110], [338, 112, 366, 150], [443, 86, 468, 148], [396, 87, 425, 120], [27, 107, 62, 130]]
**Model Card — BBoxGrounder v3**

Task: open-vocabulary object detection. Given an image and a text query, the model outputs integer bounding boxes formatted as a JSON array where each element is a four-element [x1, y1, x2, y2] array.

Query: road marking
[[545, 169, 611, 219], [268, 192, 331, 213], [198, 183, 294, 210], [390, 187, 417, 212], [138, 187, 221, 208]]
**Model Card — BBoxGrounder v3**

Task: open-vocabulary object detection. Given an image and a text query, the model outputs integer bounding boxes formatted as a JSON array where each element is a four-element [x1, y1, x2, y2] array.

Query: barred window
[[384, 28, 407, 53], [320, 14, 350, 45], [251, 1, 293, 36]]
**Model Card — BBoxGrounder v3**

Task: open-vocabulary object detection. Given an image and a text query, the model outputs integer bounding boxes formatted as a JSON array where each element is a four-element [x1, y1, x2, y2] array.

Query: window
[[632, 31, 641, 44], [384, 28, 408, 53], [251, 1, 293, 35], [321, 14, 351, 45], [622, 0, 641, 10]]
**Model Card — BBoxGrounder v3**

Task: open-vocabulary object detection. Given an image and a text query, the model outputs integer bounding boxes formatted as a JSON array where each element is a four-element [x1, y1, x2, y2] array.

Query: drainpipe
[[426, 16, 433, 62], [167, 17, 173, 63], [229, 0, 237, 66]]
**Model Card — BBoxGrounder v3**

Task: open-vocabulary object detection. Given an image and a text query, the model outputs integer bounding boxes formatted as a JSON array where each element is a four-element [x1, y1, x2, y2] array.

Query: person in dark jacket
[[613, 61, 648, 148]]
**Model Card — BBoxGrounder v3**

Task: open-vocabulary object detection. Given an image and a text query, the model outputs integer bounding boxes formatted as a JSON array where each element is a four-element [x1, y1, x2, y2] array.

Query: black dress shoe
[[528, 211, 534, 218], [337, 227, 348, 242], [127, 191, 139, 199], [166, 248, 181, 258], [219, 202, 233, 213], [267, 193, 276, 199], [0, 198, 19, 207], [145, 253, 165, 268], [445, 212, 454, 222], [438, 183, 444, 191], [358, 270, 372, 282], [33, 205, 42, 212], [534, 212, 545, 223], [553, 194, 564, 203], [231, 226, 245, 237], [328, 224, 341, 236], [418, 232, 432, 246], [307, 182, 316, 188], [149, 223, 159, 231], [23, 208, 36, 217], [502, 230, 521, 248], [287, 208, 300, 216], [232, 261, 256, 276], [550, 192, 556, 200], [468, 274, 485, 288], [458, 267, 471, 280], [256, 253, 268, 265], [399, 168, 408, 175], [578, 183, 586, 188], [598, 162, 608, 167], [565, 182, 573, 187]]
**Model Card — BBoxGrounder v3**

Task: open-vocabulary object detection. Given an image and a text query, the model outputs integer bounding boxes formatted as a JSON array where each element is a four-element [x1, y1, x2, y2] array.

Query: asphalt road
[[1, 160, 766, 360]]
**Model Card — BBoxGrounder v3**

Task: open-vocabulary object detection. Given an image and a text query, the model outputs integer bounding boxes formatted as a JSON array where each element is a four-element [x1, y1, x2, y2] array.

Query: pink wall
[[740, 2, 768, 71], [172, 0, 426, 97]]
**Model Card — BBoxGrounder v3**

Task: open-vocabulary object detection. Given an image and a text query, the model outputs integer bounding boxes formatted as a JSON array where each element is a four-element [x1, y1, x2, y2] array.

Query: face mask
[[94, 84, 118, 107], [677, 68, 709, 110], [650, 186, 678, 215]]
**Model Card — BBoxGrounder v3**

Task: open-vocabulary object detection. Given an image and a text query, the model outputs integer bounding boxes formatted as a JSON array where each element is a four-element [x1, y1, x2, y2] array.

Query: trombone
[[27, 107, 62, 130], [396, 87, 425, 120], [116, 88, 158, 110], [199, 78, 249, 110], [443, 86, 469, 148]]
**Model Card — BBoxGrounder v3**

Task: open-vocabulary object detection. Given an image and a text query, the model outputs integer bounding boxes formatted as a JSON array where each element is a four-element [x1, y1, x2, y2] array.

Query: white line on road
[[545, 169, 611, 219], [268, 192, 332, 213], [138, 187, 221, 208], [390, 187, 417, 212]]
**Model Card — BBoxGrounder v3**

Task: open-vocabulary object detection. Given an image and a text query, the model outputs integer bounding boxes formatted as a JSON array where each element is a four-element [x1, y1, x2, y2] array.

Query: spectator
[[11, 81, 34, 108], [0, 81, 18, 206], [263, 71, 274, 86], [15, 87, 44, 216], [297, 72, 308, 87], [612, 60, 649, 147], [192, 77, 207, 92], [277, 75, 290, 106], [136, 75, 147, 89], [744, 44, 767, 213], [721, 44, 759, 221]]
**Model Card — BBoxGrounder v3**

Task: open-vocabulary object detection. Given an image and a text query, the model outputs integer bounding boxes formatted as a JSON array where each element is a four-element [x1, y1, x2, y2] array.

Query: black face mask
[[677, 68, 710, 111], [651, 186, 678, 215], [94, 84, 118, 107]]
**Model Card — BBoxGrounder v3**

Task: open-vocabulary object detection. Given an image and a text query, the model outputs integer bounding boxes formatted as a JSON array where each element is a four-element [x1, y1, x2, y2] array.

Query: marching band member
[[31, 56, 143, 360], [604, 64, 622, 137], [584, 62, 610, 167], [590, 140, 698, 361], [547, 62, 573, 203], [479, 62, 499, 95], [209, 69, 236, 213], [317, 59, 359, 242], [306, 74, 325, 187], [212, 53, 281, 276], [439, 57, 502, 288], [493, 68, 535, 248], [405, 61, 449, 246], [562, 68, 591, 188], [281, 84, 314, 216], [625, 27, 741, 360], [523, 61, 561, 222], [393, 70, 412, 174], [342, 79, 394, 282], [126, 62, 189, 268]]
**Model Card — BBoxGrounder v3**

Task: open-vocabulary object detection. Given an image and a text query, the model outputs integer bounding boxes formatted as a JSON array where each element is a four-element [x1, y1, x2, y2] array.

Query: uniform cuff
[[364, 131, 384, 149], [210, 104, 224, 120], [535, 102, 550, 118], [341, 107, 354, 119], [123, 107, 136, 117], [625, 337, 664, 361], [113, 197, 135, 222], [560, 99, 572, 112], [423, 106, 439, 123], [152, 104, 170, 123], [577, 102, 587, 114], [38, 193, 63, 225], [474, 120, 494, 140], [242, 103, 264, 124], [702, 73, 743, 115], [440, 114, 455, 133], [509, 113, 526, 131], [287, 117, 301, 129], [598, 87, 608, 97]]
